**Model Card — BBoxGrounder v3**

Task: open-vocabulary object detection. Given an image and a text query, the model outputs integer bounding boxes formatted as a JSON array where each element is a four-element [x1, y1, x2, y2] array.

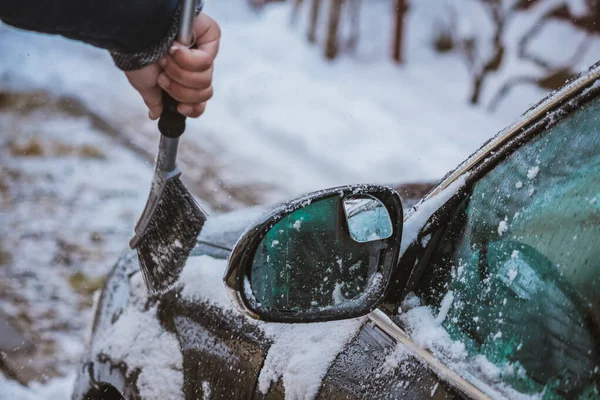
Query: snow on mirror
[[343, 194, 393, 243], [249, 196, 385, 313]]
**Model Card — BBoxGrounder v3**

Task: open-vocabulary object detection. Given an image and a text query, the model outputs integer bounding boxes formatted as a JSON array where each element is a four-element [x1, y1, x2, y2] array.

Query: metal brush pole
[[178, 0, 197, 46], [157, 0, 198, 172]]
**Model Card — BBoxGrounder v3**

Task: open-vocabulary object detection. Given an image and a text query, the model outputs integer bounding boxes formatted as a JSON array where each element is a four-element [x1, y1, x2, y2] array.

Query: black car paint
[[73, 61, 600, 400], [74, 185, 450, 400]]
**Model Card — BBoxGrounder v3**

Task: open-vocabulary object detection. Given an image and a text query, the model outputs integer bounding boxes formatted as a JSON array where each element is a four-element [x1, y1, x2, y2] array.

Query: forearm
[[0, 0, 204, 70], [111, 0, 204, 71]]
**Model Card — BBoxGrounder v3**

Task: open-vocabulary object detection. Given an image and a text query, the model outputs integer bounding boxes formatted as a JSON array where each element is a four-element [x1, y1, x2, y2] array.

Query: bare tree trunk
[[307, 0, 321, 43], [346, 0, 361, 51], [469, 46, 504, 104], [291, 0, 304, 26], [325, 0, 344, 59], [487, 8, 592, 111], [468, 3, 505, 104], [470, 74, 485, 104], [392, 0, 408, 63]]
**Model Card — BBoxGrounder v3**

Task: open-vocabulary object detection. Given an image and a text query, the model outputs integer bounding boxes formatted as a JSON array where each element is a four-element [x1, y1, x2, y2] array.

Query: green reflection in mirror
[[250, 196, 387, 312], [343, 194, 393, 243]]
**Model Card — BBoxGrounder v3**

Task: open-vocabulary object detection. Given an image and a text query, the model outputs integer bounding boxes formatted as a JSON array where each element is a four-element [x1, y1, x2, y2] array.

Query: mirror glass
[[343, 194, 393, 243], [248, 196, 390, 313]]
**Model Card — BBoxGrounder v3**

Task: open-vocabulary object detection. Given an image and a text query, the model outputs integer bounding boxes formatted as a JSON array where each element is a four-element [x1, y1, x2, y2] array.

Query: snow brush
[[130, 0, 207, 295]]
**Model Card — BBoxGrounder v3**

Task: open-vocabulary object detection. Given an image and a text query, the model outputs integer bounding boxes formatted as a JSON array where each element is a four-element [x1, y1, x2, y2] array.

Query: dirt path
[[0, 90, 269, 389]]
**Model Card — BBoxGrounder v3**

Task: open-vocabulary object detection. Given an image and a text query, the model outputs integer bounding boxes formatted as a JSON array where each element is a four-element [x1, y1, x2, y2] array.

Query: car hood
[[84, 203, 269, 347], [73, 206, 269, 398], [192, 204, 269, 258]]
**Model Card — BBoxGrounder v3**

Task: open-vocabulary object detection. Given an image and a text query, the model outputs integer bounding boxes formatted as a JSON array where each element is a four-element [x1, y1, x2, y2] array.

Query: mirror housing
[[224, 184, 403, 323]]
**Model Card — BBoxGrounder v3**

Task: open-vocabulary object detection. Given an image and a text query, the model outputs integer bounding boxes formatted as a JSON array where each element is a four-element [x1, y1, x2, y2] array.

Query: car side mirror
[[224, 185, 403, 323]]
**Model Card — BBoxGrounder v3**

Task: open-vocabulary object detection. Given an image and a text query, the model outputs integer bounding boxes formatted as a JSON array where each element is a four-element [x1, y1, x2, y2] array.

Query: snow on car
[[74, 62, 600, 399]]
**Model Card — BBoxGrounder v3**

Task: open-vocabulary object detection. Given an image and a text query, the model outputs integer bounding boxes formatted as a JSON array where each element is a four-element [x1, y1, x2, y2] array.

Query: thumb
[[194, 13, 221, 60]]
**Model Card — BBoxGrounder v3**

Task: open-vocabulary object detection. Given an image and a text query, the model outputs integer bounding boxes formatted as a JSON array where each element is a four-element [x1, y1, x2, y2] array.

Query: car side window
[[416, 95, 600, 398]]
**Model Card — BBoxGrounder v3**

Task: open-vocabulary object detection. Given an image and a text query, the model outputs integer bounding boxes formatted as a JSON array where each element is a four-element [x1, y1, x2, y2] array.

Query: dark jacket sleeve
[[0, 0, 203, 71], [0, 0, 178, 53]]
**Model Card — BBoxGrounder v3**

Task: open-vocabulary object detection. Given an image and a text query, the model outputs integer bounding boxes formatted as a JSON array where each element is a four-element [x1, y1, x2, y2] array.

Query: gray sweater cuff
[[111, 0, 204, 71]]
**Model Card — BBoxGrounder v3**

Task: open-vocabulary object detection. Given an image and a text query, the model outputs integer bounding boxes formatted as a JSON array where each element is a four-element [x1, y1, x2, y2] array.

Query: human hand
[[157, 12, 221, 118], [125, 12, 221, 120], [125, 63, 164, 120]]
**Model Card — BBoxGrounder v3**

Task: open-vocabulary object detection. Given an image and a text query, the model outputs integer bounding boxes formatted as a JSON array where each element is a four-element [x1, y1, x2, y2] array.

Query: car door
[[384, 74, 600, 398]]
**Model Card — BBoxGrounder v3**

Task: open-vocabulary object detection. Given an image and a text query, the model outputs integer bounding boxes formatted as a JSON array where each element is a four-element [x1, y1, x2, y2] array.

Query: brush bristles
[[135, 178, 207, 295]]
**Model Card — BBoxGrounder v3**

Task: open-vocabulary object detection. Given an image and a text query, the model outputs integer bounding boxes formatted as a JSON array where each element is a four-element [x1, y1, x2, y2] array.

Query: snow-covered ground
[[0, 373, 75, 400], [3, 0, 595, 206], [0, 93, 150, 398], [1, 0, 598, 398]]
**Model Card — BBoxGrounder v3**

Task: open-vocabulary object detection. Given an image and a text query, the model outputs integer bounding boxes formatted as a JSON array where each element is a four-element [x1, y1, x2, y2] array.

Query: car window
[[416, 95, 600, 398]]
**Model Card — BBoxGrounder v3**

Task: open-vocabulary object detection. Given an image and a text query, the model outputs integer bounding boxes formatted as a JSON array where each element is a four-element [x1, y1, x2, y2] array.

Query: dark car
[[73, 62, 600, 400]]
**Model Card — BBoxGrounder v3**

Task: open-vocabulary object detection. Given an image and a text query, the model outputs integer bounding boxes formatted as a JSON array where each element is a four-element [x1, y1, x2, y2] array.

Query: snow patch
[[435, 290, 454, 325], [401, 176, 467, 254], [474, 355, 501, 382], [400, 298, 542, 400], [380, 345, 409, 376], [421, 233, 432, 248], [498, 217, 509, 236], [179, 255, 233, 309], [244, 276, 260, 308], [332, 282, 345, 305], [258, 318, 365, 400], [400, 292, 422, 312], [0, 372, 75, 400], [202, 381, 211, 400], [526, 166, 540, 180], [93, 273, 184, 400], [400, 304, 466, 362], [293, 219, 303, 231]]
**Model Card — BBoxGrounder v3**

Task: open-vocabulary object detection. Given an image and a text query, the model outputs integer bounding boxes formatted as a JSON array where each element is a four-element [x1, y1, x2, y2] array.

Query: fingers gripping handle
[[158, 0, 197, 139]]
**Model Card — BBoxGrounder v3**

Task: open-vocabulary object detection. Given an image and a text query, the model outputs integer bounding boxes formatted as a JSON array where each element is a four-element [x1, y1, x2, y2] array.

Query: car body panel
[[74, 61, 600, 399], [73, 184, 438, 400], [318, 321, 458, 399], [159, 292, 268, 399]]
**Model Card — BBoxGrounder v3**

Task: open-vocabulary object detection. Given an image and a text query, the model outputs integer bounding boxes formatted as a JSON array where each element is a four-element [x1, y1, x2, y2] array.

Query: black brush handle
[[158, 0, 197, 139], [158, 92, 186, 139]]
